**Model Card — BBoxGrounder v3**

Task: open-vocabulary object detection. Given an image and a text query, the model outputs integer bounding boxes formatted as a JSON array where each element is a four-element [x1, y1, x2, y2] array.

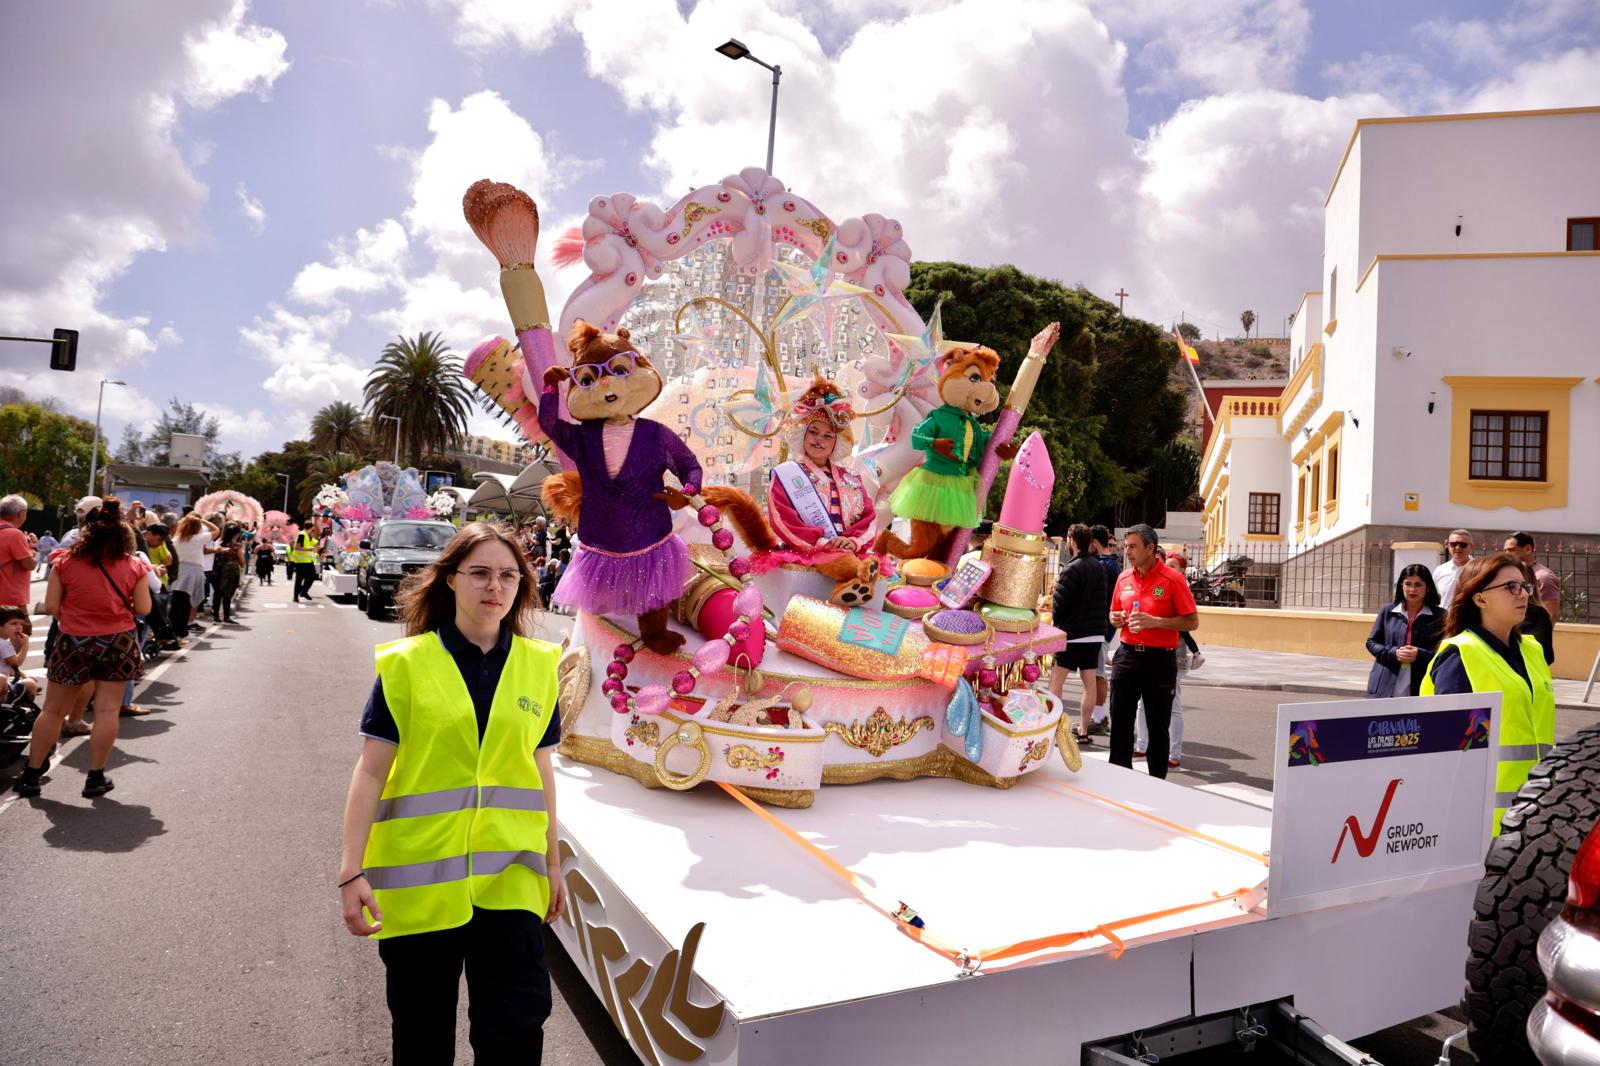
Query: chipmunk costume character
[[703, 375, 881, 607], [539, 321, 701, 654], [875, 345, 1016, 560]]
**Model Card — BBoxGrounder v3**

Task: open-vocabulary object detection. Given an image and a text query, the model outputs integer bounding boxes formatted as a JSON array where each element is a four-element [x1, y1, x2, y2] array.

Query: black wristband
[[338, 872, 364, 888]]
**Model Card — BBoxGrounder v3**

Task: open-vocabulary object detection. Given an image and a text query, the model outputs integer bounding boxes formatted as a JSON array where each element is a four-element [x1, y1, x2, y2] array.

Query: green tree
[[363, 332, 473, 468], [904, 263, 1187, 530], [131, 398, 239, 470], [113, 424, 145, 463], [219, 440, 320, 522], [310, 400, 368, 457], [298, 451, 365, 513], [1240, 309, 1256, 338], [1176, 321, 1202, 344], [0, 402, 106, 507]]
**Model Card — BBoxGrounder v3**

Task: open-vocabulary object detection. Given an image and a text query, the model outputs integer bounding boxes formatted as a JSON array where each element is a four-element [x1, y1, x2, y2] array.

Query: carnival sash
[[773, 461, 838, 539]]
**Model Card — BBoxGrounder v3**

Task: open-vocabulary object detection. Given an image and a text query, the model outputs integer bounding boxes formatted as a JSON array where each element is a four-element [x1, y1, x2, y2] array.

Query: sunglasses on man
[[1447, 541, 1471, 550]]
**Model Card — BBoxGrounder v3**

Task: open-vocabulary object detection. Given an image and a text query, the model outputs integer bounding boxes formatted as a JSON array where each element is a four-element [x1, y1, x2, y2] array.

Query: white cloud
[[0, 1, 288, 424], [241, 304, 370, 412], [194, 401, 277, 453], [290, 219, 410, 305], [183, 0, 291, 109], [235, 182, 268, 233], [1459, 46, 1600, 112], [1095, 0, 1312, 97]]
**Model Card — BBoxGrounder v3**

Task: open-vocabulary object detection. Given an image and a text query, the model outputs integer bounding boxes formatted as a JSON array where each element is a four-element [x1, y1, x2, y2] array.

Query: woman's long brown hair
[[396, 523, 543, 638], [1444, 551, 1524, 637], [67, 496, 136, 565]]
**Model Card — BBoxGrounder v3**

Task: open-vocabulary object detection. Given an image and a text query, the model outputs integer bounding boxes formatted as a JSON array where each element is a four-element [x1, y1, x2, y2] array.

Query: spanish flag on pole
[[1173, 327, 1200, 364]]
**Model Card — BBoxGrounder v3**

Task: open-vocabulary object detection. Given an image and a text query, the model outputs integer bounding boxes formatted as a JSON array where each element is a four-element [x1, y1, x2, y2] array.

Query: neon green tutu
[[890, 467, 981, 528]]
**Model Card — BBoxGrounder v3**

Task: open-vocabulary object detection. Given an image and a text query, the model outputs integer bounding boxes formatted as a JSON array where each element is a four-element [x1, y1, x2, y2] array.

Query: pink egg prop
[[696, 587, 766, 667], [610, 692, 630, 713], [692, 640, 731, 675], [733, 585, 763, 618], [613, 644, 635, 664], [601, 677, 623, 696], [728, 557, 751, 579], [634, 685, 670, 715], [697, 505, 721, 528], [712, 528, 734, 552], [728, 619, 750, 642], [606, 661, 628, 680], [671, 671, 697, 695], [1021, 663, 1041, 683]]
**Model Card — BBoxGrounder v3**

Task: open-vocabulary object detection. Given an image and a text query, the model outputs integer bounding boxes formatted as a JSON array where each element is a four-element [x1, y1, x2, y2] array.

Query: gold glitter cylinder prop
[[987, 522, 1049, 557], [776, 596, 967, 687], [500, 264, 551, 334], [978, 540, 1048, 610]]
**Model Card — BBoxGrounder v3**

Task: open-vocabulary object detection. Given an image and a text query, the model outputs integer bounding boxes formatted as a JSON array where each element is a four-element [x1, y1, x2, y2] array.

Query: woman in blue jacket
[[1365, 564, 1444, 698]]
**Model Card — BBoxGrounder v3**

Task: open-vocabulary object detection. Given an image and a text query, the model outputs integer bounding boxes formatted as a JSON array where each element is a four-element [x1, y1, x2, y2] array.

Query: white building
[[1201, 106, 1600, 571]]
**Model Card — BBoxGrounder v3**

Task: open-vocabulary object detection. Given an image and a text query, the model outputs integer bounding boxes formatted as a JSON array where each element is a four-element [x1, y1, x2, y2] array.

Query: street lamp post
[[275, 472, 290, 513], [379, 414, 402, 467], [87, 378, 126, 498], [715, 38, 782, 174]]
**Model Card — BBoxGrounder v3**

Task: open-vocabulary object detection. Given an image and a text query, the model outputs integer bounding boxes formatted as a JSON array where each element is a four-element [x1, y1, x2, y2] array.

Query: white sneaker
[[1188, 652, 1205, 672]]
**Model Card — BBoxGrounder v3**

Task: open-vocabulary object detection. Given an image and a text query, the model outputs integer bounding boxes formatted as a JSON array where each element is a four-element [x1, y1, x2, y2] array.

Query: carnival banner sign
[[1268, 692, 1500, 917]]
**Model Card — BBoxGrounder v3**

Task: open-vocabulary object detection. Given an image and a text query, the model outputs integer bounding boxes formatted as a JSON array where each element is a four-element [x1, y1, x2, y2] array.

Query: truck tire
[[1463, 723, 1600, 1064], [366, 589, 388, 620]]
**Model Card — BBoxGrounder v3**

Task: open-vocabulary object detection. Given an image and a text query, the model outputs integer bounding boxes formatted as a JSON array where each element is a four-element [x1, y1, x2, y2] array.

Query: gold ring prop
[[1056, 716, 1084, 773], [654, 720, 712, 790]]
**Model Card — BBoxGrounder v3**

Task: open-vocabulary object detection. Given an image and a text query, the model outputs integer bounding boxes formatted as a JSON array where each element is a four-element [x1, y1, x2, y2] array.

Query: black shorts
[[1060, 641, 1103, 672]]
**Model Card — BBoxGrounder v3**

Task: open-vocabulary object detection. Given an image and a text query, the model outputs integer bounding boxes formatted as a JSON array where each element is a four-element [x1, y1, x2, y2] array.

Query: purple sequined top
[[538, 388, 703, 554]]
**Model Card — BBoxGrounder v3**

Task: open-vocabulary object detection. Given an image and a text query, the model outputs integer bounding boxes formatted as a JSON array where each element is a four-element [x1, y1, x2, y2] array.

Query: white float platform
[[547, 751, 1474, 1064], [320, 571, 357, 596]]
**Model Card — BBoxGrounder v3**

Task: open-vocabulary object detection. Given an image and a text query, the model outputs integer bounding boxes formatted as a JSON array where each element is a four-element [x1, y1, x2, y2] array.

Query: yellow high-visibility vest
[[1422, 629, 1555, 835], [287, 531, 317, 564], [361, 630, 560, 938]]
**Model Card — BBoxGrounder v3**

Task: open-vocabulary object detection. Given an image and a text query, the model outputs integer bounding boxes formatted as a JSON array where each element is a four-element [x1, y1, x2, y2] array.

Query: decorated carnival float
[[317, 462, 447, 596], [455, 170, 1488, 1065]]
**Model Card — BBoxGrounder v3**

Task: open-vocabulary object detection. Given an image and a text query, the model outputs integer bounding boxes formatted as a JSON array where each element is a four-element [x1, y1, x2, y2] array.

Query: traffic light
[[50, 328, 78, 372]]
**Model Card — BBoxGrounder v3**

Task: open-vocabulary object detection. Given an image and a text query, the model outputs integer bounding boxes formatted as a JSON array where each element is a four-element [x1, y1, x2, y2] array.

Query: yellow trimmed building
[[1200, 106, 1600, 567]]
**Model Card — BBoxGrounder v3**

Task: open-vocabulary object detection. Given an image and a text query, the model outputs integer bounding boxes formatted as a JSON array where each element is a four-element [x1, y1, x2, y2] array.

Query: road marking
[[0, 617, 224, 819]]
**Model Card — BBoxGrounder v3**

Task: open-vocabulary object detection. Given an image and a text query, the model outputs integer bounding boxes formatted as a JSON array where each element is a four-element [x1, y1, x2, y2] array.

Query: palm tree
[[363, 331, 474, 468], [298, 451, 365, 513], [1240, 309, 1256, 338], [310, 401, 368, 457]]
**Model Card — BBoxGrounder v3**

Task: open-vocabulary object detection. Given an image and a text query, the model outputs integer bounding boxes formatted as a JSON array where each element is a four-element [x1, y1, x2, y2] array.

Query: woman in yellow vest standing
[[338, 523, 565, 1063], [1422, 552, 1556, 835]]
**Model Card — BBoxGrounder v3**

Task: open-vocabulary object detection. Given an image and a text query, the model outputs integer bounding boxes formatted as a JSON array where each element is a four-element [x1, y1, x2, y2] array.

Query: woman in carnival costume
[[708, 373, 881, 606]]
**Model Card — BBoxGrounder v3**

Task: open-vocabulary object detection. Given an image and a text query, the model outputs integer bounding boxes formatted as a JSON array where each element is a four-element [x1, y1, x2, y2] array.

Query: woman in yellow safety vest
[[1422, 551, 1556, 835], [338, 522, 565, 1063]]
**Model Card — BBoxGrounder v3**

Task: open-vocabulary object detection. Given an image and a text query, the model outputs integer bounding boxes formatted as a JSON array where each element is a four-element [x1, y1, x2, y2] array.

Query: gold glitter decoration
[[1019, 738, 1050, 767], [1056, 717, 1084, 772], [725, 744, 783, 772], [795, 217, 833, 241], [624, 718, 661, 749], [821, 747, 1020, 789], [557, 646, 591, 734], [681, 201, 721, 236], [979, 541, 1048, 610], [556, 735, 815, 807], [777, 596, 966, 685], [823, 709, 936, 758]]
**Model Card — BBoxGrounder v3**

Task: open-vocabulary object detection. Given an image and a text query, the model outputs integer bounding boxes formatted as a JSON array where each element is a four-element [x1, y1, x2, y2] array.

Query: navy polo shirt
[[359, 621, 561, 750]]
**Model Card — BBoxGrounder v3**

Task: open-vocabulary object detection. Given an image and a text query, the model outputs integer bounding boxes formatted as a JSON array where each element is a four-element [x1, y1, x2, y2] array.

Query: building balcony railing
[[1278, 342, 1322, 439], [1200, 395, 1284, 498]]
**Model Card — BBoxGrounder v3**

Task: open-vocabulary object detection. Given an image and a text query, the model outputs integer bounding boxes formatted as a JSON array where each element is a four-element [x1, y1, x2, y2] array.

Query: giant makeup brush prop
[[461, 179, 575, 467], [943, 321, 1060, 566]]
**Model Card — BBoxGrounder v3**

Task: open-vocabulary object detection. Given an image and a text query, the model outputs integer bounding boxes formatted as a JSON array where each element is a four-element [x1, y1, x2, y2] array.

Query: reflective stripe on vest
[[361, 630, 561, 938], [1421, 630, 1555, 835]]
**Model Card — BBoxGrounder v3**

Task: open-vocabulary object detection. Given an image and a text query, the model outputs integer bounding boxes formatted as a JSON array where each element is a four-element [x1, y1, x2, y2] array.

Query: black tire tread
[[1463, 723, 1600, 1064]]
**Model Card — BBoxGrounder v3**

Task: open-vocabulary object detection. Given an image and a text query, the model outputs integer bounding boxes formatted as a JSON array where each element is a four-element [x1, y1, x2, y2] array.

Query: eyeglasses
[[571, 352, 639, 390], [1484, 580, 1533, 597], [458, 567, 522, 589], [1447, 541, 1471, 550]]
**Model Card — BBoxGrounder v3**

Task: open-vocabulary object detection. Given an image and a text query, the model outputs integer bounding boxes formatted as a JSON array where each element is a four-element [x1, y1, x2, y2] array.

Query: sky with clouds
[[2, 0, 1596, 462]]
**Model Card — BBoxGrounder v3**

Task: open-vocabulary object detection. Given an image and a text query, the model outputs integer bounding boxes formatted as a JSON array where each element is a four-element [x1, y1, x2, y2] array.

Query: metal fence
[[1180, 540, 1600, 622]]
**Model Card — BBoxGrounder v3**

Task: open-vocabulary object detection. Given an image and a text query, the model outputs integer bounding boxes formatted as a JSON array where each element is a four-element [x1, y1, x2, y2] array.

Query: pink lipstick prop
[[944, 321, 1059, 566], [462, 179, 575, 470], [977, 432, 1054, 610]]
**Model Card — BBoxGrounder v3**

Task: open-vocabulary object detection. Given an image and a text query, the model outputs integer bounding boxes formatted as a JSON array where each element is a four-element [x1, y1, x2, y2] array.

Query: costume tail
[[541, 471, 583, 526], [702, 487, 777, 554]]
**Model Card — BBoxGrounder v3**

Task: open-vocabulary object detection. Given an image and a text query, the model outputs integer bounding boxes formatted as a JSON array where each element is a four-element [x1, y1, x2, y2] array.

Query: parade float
[[320, 462, 435, 597], [459, 170, 1494, 1065]]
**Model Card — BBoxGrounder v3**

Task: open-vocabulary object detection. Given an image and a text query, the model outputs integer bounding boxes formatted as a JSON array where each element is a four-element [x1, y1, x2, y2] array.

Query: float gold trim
[[823, 709, 936, 758]]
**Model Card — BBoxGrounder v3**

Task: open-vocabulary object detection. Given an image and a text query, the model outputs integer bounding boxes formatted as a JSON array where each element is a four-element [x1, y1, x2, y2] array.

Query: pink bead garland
[[603, 483, 766, 716]]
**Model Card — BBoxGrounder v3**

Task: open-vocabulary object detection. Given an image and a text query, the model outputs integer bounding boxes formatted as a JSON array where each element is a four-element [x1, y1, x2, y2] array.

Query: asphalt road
[[6, 575, 1581, 1063]]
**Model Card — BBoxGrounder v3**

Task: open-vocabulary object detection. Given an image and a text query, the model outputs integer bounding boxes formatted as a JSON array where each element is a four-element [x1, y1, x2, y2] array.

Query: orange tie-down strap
[[716, 782, 1257, 974], [1023, 775, 1271, 868]]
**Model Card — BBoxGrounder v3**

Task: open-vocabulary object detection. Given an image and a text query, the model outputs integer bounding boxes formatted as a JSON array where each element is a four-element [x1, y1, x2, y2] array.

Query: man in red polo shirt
[[0, 495, 38, 610], [1107, 524, 1198, 778]]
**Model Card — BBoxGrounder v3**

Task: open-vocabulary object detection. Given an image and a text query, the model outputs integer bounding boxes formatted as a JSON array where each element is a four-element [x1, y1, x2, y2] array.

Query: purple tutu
[[553, 533, 691, 616]]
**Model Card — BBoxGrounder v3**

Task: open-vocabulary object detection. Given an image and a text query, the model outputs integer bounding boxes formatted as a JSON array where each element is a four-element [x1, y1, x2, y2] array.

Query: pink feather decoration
[[462, 179, 540, 267], [550, 226, 586, 269]]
